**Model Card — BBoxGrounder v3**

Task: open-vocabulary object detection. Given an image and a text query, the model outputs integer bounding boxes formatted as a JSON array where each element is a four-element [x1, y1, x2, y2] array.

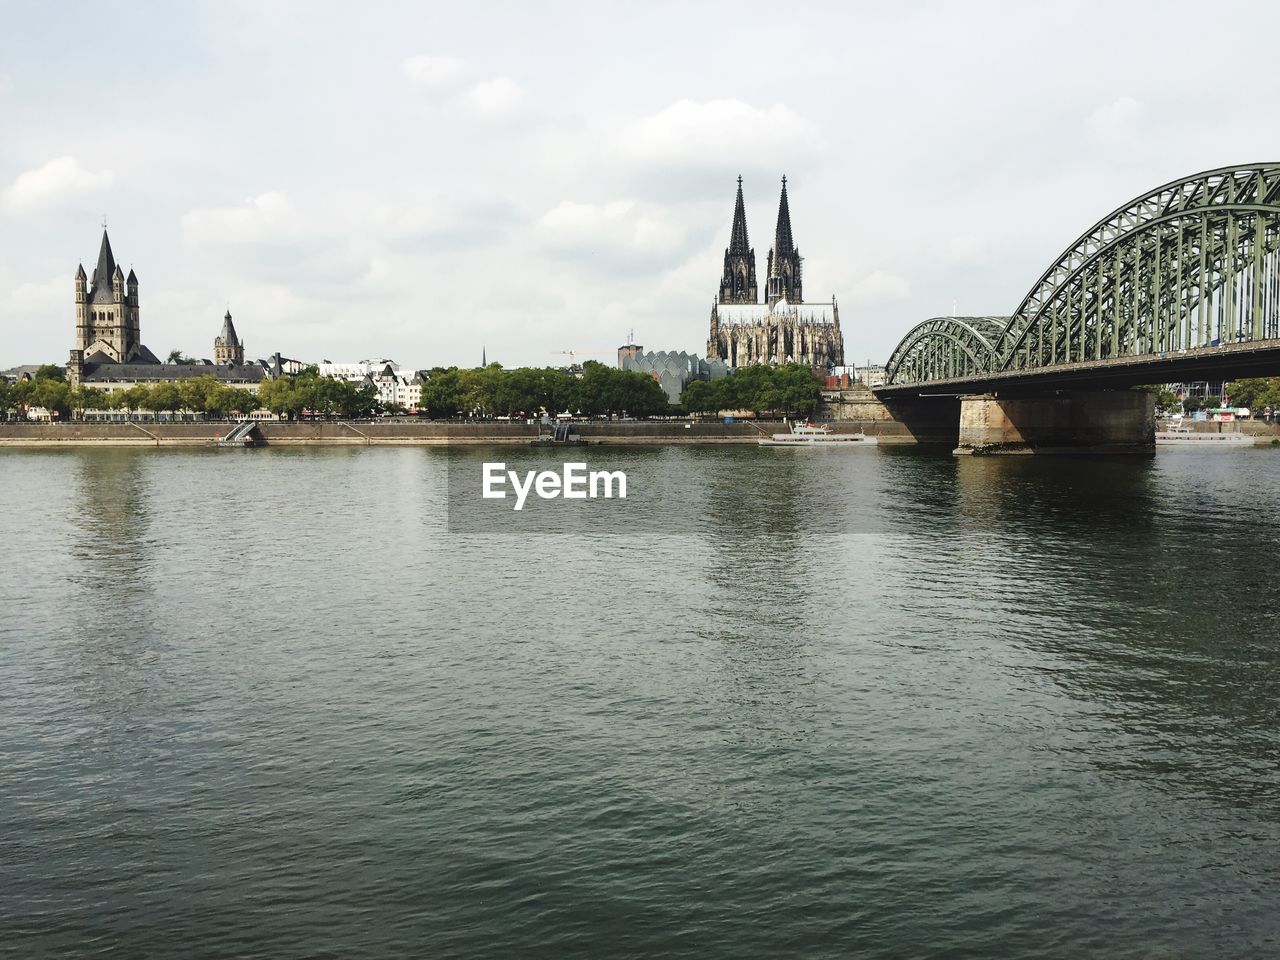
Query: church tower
[[74, 229, 142, 364], [765, 177, 803, 306], [718, 176, 758, 304], [214, 309, 244, 364]]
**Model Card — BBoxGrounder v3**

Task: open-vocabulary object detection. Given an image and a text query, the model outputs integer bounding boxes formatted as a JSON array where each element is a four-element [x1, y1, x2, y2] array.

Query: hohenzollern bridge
[[876, 164, 1280, 452]]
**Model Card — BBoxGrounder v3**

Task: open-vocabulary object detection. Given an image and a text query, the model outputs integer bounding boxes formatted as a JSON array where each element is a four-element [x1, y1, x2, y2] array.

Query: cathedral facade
[[70, 229, 158, 374], [706, 177, 844, 368]]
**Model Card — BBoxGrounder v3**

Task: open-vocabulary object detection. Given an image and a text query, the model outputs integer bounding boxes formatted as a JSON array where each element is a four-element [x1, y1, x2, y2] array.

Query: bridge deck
[[876, 338, 1280, 397]]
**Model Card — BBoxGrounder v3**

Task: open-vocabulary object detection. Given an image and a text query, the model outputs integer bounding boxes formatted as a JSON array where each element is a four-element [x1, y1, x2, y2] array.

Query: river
[[2, 445, 1278, 958]]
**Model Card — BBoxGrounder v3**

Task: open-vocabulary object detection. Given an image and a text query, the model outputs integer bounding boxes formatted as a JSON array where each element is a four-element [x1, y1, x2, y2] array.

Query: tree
[[419, 368, 464, 418], [774, 364, 822, 416], [8, 379, 33, 418], [29, 378, 71, 419], [257, 377, 300, 419], [1225, 377, 1280, 411], [615, 370, 670, 416], [459, 364, 507, 417], [167, 349, 198, 365], [68, 386, 108, 417], [148, 382, 183, 417], [681, 379, 724, 415], [222, 387, 260, 417], [571, 361, 670, 417], [334, 381, 378, 418], [117, 384, 151, 417], [203, 384, 259, 418], [33, 364, 65, 382]]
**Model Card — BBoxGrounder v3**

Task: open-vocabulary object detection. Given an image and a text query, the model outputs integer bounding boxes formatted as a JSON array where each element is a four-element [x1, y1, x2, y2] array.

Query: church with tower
[[67, 228, 265, 391], [707, 177, 845, 368]]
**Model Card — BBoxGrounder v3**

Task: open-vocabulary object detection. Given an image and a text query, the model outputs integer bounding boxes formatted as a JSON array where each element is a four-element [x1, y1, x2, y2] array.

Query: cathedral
[[70, 229, 159, 373], [706, 177, 845, 368], [68, 228, 265, 391]]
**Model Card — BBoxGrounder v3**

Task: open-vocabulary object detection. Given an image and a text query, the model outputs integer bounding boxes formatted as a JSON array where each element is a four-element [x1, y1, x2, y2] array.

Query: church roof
[[714, 301, 836, 324], [89, 230, 118, 305], [81, 361, 267, 384], [127, 267, 137, 283], [76, 263, 87, 280], [217, 309, 240, 346], [728, 175, 751, 255]]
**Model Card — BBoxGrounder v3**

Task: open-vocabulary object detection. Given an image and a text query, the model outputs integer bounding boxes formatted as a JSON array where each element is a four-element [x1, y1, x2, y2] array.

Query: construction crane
[[550, 350, 577, 366]]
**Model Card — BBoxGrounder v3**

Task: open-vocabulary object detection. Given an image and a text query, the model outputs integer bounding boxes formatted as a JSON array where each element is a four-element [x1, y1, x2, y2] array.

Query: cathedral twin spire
[[719, 176, 758, 304], [718, 176, 802, 307]]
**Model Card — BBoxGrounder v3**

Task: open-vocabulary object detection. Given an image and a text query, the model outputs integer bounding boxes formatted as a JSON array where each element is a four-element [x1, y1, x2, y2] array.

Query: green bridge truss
[[885, 164, 1280, 386]]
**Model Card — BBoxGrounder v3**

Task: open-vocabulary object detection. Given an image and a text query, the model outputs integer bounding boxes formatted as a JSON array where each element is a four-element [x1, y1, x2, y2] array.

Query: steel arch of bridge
[[885, 164, 1280, 387]]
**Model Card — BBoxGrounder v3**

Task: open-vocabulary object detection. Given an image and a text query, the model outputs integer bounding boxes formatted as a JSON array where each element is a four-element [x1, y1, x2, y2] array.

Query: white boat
[[758, 420, 877, 447], [1156, 427, 1253, 446]]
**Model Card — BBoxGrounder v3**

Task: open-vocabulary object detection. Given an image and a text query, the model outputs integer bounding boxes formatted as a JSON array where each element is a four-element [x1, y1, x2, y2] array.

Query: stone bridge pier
[[954, 390, 1155, 455]]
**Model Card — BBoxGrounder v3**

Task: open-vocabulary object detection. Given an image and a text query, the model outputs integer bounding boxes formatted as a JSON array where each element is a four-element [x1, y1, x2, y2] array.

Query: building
[[67, 228, 271, 392], [620, 350, 728, 404], [854, 362, 887, 387], [317, 359, 423, 411], [706, 177, 845, 369], [214, 310, 244, 364], [69, 229, 156, 381], [617, 335, 644, 368]]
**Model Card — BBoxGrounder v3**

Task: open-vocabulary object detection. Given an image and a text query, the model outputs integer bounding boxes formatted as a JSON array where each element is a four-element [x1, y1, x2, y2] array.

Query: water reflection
[[65, 449, 166, 708], [950, 452, 1280, 819]]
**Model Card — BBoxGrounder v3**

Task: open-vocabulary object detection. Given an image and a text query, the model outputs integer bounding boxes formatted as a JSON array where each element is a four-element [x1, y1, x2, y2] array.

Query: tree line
[[1221, 378, 1280, 412], [680, 364, 821, 417], [1149, 378, 1280, 414], [420, 361, 821, 418], [256, 369, 381, 419], [3, 360, 827, 422], [0, 367, 261, 419], [419, 362, 671, 418]]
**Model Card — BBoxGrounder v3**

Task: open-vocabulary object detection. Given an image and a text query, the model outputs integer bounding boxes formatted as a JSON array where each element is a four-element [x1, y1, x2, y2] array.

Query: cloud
[[617, 99, 820, 170], [4, 274, 65, 314], [400, 57, 527, 122], [945, 233, 990, 264], [848, 269, 911, 303], [400, 55, 469, 89], [465, 77, 527, 117], [0, 73, 12, 97], [181, 192, 300, 245], [2, 156, 113, 214], [1088, 96, 1144, 143], [372, 194, 519, 249], [536, 199, 687, 260]]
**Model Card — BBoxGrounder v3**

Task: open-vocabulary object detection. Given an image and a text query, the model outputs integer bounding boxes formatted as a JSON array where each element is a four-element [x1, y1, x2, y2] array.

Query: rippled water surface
[[2, 445, 1279, 959]]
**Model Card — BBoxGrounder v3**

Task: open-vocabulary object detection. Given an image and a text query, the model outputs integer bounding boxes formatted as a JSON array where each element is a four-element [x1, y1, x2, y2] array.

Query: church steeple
[[718, 175, 758, 304], [729, 175, 750, 255], [214, 308, 244, 364], [90, 229, 117, 304], [773, 176, 794, 258], [75, 225, 144, 366], [766, 176, 802, 306]]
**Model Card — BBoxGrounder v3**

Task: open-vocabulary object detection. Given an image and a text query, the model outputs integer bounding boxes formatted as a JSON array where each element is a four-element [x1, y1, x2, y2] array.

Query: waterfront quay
[[4, 407, 1279, 449], [0, 417, 927, 447]]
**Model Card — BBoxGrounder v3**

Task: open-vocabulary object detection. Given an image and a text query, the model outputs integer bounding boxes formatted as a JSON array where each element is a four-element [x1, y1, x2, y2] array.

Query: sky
[[2, 0, 1279, 370]]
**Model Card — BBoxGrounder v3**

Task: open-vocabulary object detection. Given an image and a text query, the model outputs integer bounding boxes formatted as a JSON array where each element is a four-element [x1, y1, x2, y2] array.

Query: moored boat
[[758, 420, 876, 447], [1155, 427, 1254, 446]]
